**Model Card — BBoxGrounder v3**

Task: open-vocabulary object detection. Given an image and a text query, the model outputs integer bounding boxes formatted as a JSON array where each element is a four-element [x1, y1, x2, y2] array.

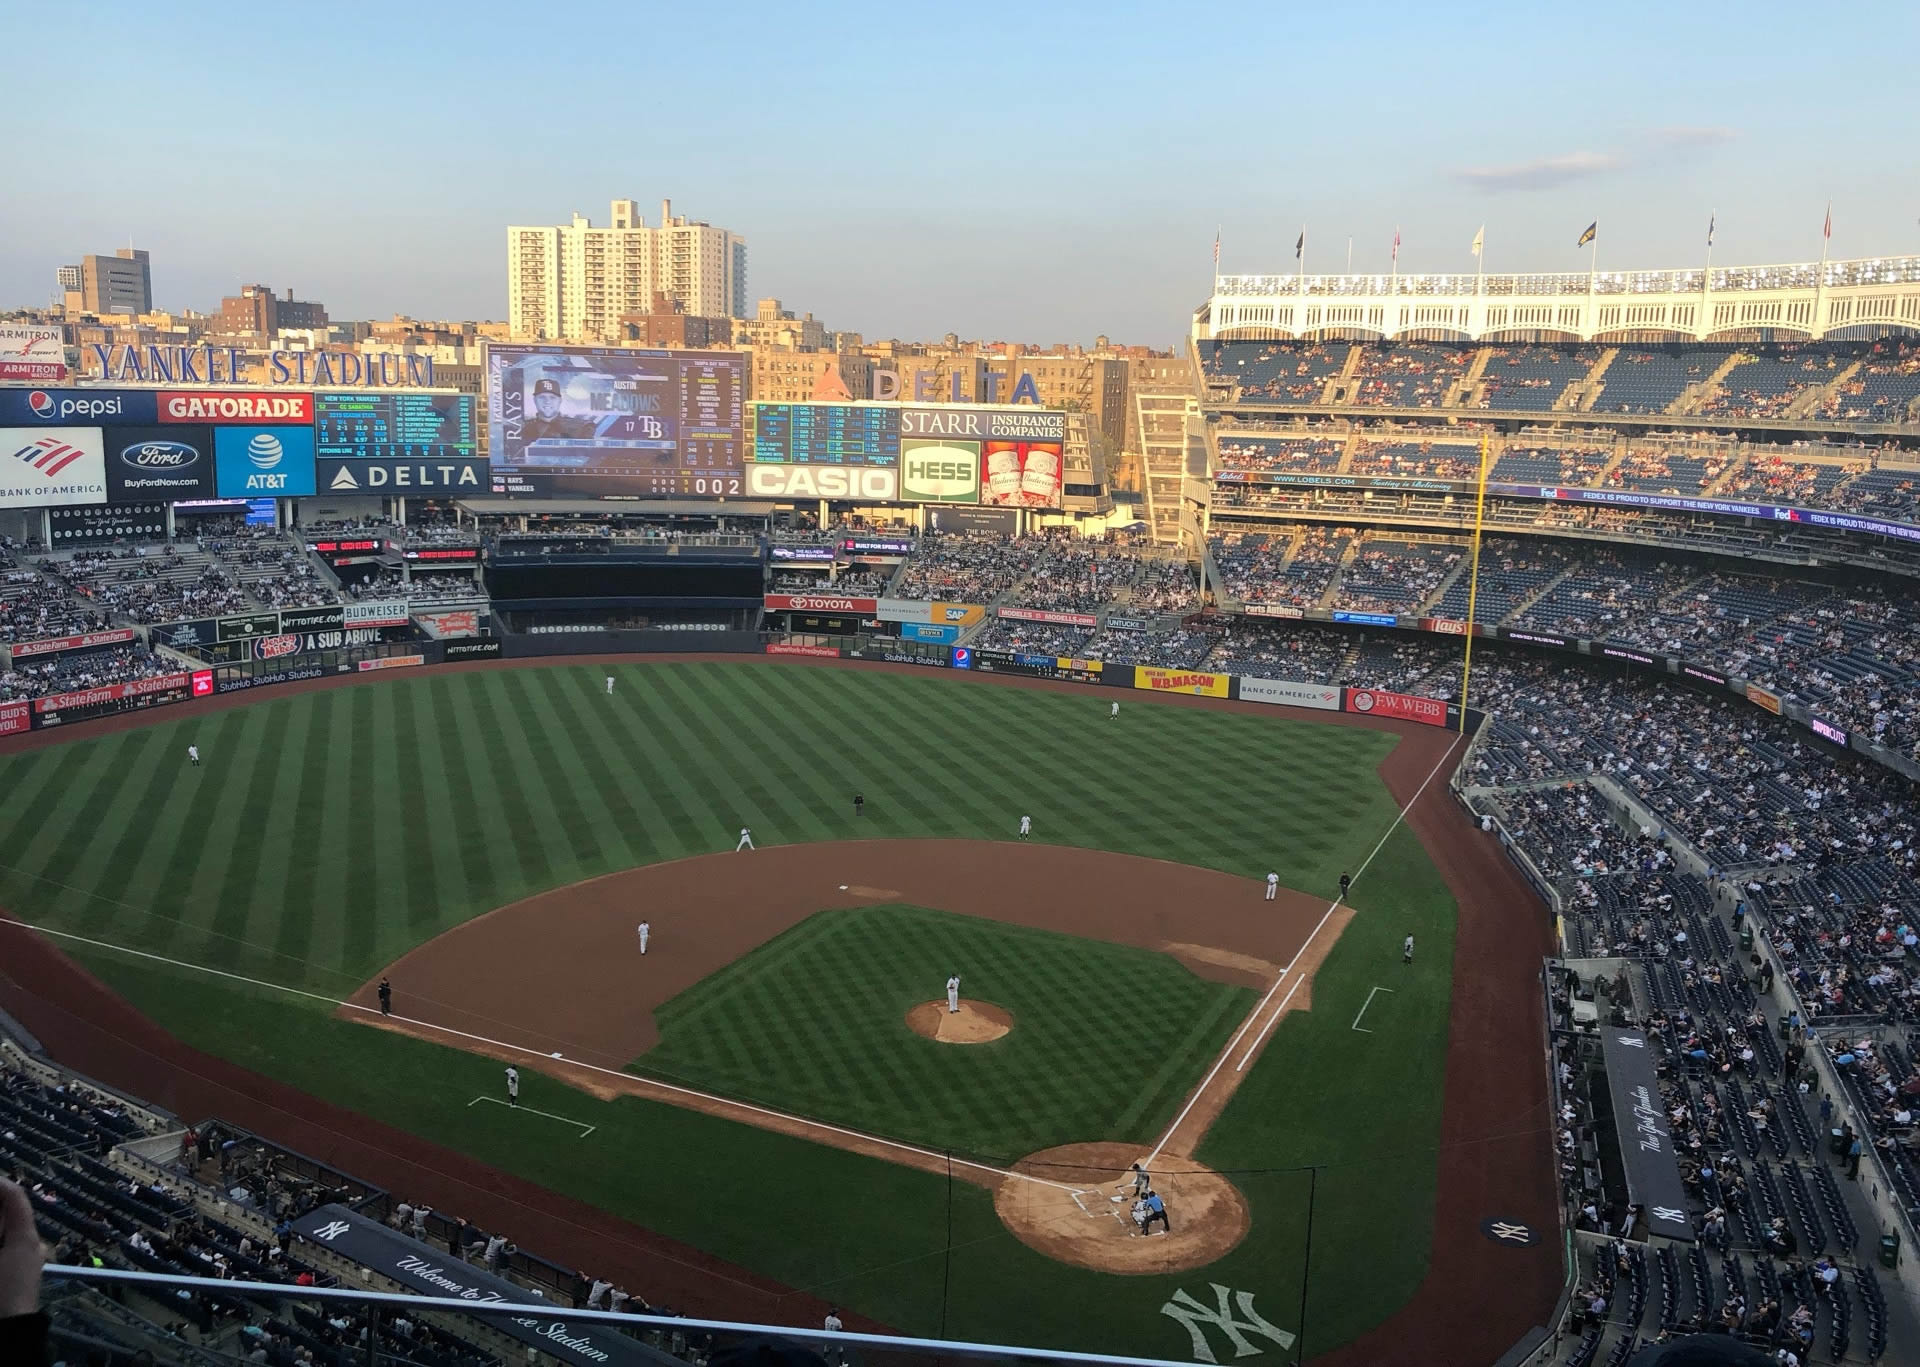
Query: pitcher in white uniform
[[946, 974, 961, 1014]]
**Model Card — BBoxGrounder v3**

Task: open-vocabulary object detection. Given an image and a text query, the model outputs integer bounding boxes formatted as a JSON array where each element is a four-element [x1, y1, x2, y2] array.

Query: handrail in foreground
[[43, 1264, 1198, 1367]]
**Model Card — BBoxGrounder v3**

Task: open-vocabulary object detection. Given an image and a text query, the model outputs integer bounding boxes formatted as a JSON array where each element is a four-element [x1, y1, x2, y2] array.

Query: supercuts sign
[[765, 594, 879, 614]]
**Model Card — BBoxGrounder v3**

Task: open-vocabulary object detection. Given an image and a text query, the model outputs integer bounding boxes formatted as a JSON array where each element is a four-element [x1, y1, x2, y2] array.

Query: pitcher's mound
[[994, 1142, 1249, 1274], [905, 1000, 1012, 1044]]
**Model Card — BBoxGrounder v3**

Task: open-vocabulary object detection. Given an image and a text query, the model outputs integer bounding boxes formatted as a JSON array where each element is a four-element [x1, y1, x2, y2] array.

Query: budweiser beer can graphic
[[1020, 445, 1059, 503], [984, 445, 1022, 502]]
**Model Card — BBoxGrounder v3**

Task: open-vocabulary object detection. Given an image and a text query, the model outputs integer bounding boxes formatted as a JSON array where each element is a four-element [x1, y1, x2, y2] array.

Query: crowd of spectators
[[1127, 557, 1199, 614], [1198, 621, 1352, 681], [1346, 439, 1481, 479], [1347, 343, 1471, 408], [893, 532, 1046, 602], [53, 548, 249, 625], [1215, 436, 1343, 472], [1209, 526, 1353, 609], [0, 572, 106, 643], [971, 618, 1093, 657], [1332, 538, 1460, 612], [405, 572, 485, 600], [0, 644, 178, 702]]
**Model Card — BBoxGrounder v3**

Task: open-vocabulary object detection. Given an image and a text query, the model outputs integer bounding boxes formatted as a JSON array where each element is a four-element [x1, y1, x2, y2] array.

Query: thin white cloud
[[1452, 151, 1625, 192], [1650, 125, 1737, 148]]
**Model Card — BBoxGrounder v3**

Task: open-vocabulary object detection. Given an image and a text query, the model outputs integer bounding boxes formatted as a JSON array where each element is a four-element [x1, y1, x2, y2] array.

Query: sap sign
[[317, 458, 489, 492], [746, 463, 899, 502], [214, 426, 316, 497]]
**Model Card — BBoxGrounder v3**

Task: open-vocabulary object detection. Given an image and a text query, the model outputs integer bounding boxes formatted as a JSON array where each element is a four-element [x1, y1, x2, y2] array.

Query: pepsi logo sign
[[120, 440, 200, 471], [28, 391, 54, 418]]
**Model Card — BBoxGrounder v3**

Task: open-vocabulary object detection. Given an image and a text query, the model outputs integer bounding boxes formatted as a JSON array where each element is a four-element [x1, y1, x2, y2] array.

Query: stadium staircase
[[1679, 351, 1750, 417], [1589, 439, 1632, 487], [1572, 348, 1620, 411], [1415, 555, 1473, 615], [1313, 539, 1366, 612], [1501, 564, 1579, 627], [1326, 344, 1363, 403], [1792, 360, 1866, 421]]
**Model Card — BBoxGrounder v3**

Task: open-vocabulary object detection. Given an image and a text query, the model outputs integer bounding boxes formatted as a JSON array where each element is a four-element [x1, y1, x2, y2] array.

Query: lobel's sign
[[86, 344, 434, 388]]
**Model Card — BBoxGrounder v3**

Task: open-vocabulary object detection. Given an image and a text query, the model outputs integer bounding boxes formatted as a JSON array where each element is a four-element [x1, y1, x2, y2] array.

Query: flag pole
[[1298, 225, 1306, 302], [1457, 430, 1493, 734], [1816, 202, 1832, 337], [1346, 237, 1353, 273], [1587, 225, 1599, 339]]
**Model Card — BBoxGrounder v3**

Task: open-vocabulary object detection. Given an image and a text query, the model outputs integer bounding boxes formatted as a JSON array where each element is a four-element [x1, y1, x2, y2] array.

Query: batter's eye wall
[[485, 563, 765, 600]]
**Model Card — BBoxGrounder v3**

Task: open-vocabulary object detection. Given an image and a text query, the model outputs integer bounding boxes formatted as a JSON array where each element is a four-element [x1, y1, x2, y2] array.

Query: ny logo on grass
[[1160, 1284, 1294, 1362]]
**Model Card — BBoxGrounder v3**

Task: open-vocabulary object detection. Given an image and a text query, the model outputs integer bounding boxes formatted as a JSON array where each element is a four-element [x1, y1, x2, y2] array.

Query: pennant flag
[[1391, 228, 1401, 263], [1576, 221, 1597, 248], [1471, 226, 1484, 257], [1295, 230, 1304, 260], [1823, 203, 1832, 240], [1213, 228, 1220, 265], [1707, 214, 1716, 248]]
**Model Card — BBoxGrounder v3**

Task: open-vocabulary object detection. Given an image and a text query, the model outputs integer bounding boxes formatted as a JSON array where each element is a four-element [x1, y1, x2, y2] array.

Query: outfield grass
[[0, 662, 1458, 1359], [635, 903, 1255, 1160]]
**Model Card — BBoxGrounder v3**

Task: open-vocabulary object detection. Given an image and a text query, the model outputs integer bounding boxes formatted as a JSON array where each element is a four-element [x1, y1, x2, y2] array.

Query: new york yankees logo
[[1160, 1284, 1294, 1363]]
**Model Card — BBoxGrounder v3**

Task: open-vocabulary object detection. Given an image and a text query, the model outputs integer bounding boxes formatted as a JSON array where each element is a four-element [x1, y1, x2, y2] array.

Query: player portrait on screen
[[518, 377, 595, 443]]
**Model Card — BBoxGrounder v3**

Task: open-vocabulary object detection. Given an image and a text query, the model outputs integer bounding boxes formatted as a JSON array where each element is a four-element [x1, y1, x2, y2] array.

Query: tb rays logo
[[1160, 1284, 1294, 1362]]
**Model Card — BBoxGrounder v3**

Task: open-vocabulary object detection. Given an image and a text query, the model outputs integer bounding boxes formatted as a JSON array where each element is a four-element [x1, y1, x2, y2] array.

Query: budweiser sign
[[10, 628, 137, 659], [764, 594, 878, 614]]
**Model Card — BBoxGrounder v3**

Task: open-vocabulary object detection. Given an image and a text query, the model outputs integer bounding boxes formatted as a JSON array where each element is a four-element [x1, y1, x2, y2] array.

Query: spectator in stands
[[0, 1177, 47, 1361]]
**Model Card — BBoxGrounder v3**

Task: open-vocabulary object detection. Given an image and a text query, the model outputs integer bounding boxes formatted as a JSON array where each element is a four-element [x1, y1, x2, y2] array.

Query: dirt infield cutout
[[347, 840, 1356, 1273], [994, 1142, 1249, 1274], [905, 1000, 1012, 1044]]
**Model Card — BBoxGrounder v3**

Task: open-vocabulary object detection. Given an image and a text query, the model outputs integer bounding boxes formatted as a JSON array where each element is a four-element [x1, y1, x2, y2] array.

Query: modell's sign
[[160, 391, 315, 423], [764, 594, 879, 614]]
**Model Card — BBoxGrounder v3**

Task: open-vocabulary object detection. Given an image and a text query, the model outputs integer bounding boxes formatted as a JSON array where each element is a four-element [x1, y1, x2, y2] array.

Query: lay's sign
[[1134, 666, 1230, 698]]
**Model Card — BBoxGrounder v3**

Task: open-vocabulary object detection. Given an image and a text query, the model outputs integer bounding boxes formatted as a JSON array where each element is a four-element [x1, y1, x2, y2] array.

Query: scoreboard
[[754, 403, 899, 466], [316, 392, 477, 461]]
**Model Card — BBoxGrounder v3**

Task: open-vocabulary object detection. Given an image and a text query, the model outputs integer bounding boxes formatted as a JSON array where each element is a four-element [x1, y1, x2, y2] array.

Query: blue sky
[[4, 1, 1915, 349]]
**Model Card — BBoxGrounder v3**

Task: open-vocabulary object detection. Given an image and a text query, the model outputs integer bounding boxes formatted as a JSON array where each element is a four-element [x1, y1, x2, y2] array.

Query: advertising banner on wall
[[31, 672, 193, 726], [278, 604, 347, 632], [345, 600, 412, 628], [48, 503, 165, 546], [979, 442, 1063, 508], [104, 425, 217, 502], [0, 699, 30, 735], [0, 427, 107, 507], [1343, 687, 1449, 726], [1745, 683, 1782, 715], [899, 439, 981, 503], [443, 637, 503, 660], [765, 593, 879, 614], [745, 463, 898, 502], [1242, 603, 1305, 619], [213, 426, 316, 497], [766, 642, 843, 658], [898, 622, 959, 644], [970, 649, 1105, 683], [876, 599, 983, 628], [997, 605, 1098, 629], [0, 389, 156, 426], [158, 391, 314, 424], [1239, 677, 1342, 710], [0, 325, 67, 382], [925, 505, 1018, 535], [1134, 666, 1230, 697], [317, 457, 491, 494], [8, 628, 137, 661]]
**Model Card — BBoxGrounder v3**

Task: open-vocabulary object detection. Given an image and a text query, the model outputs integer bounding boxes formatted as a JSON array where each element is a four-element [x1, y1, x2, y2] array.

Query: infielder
[[504, 1066, 519, 1107], [736, 826, 754, 851], [187, 744, 201, 766], [1018, 814, 1031, 840], [946, 974, 961, 1014], [1265, 871, 1279, 901], [637, 921, 650, 955], [605, 676, 615, 696]]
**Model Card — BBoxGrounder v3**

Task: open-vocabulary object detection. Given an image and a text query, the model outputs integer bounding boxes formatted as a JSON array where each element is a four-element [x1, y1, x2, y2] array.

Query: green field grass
[[635, 903, 1255, 1160], [0, 661, 1460, 1359]]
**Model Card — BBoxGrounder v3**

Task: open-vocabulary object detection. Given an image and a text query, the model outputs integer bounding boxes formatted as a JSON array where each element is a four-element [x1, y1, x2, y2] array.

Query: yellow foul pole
[[1457, 432, 1494, 733]]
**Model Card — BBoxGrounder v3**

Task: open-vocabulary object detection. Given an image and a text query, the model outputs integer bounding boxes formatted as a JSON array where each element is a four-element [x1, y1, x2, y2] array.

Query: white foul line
[[1351, 986, 1394, 1033], [468, 1094, 595, 1137], [2, 918, 1085, 1196], [1143, 730, 1462, 1166]]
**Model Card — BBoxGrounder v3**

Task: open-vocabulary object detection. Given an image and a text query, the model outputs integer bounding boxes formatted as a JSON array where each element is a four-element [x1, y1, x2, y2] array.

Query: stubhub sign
[[214, 426, 316, 497]]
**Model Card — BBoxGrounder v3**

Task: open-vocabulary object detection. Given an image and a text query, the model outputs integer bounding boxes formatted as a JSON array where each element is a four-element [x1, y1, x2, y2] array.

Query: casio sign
[[747, 464, 899, 502], [120, 441, 199, 470]]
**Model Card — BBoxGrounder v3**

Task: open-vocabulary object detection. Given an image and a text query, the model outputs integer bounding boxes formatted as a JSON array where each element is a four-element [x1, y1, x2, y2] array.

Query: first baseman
[[736, 826, 755, 851], [1265, 871, 1278, 901]]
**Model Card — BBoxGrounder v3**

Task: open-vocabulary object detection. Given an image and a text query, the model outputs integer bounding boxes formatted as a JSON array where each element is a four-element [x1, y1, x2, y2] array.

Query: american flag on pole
[[1391, 228, 1401, 264], [1823, 204, 1832, 240], [1707, 214, 1716, 248], [1213, 228, 1220, 265]]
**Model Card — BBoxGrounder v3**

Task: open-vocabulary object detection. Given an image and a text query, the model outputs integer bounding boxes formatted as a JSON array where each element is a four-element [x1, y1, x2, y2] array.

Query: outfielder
[[504, 1066, 520, 1107], [637, 921, 650, 955], [946, 974, 961, 1014], [1265, 871, 1278, 901], [736, 826, 755, 851], [188, 744, 201, 766], [1403, 934, 1414, 964], [1110, 701, 1119, 720], [605, 676, 615, 696], [1018, 814, 1031, 840]]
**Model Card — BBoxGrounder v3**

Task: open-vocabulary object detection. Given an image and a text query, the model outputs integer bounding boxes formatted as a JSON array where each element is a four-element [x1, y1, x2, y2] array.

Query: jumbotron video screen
[[486, 344, 745, 497]]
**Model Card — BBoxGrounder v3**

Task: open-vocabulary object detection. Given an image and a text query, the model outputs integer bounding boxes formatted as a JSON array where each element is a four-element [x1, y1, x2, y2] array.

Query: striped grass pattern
[[637, 903, 1256, 1161], [0, 662, 1399, 998]]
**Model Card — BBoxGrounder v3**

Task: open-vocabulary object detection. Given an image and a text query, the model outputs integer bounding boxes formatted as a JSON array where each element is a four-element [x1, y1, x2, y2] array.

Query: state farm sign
[[158, 391, 315, 424], [764, 594, 879, 614]]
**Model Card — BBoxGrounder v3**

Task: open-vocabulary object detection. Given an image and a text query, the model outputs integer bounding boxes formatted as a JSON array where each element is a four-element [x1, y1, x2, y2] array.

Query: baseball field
[[0, 658, 1561, 1364]]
